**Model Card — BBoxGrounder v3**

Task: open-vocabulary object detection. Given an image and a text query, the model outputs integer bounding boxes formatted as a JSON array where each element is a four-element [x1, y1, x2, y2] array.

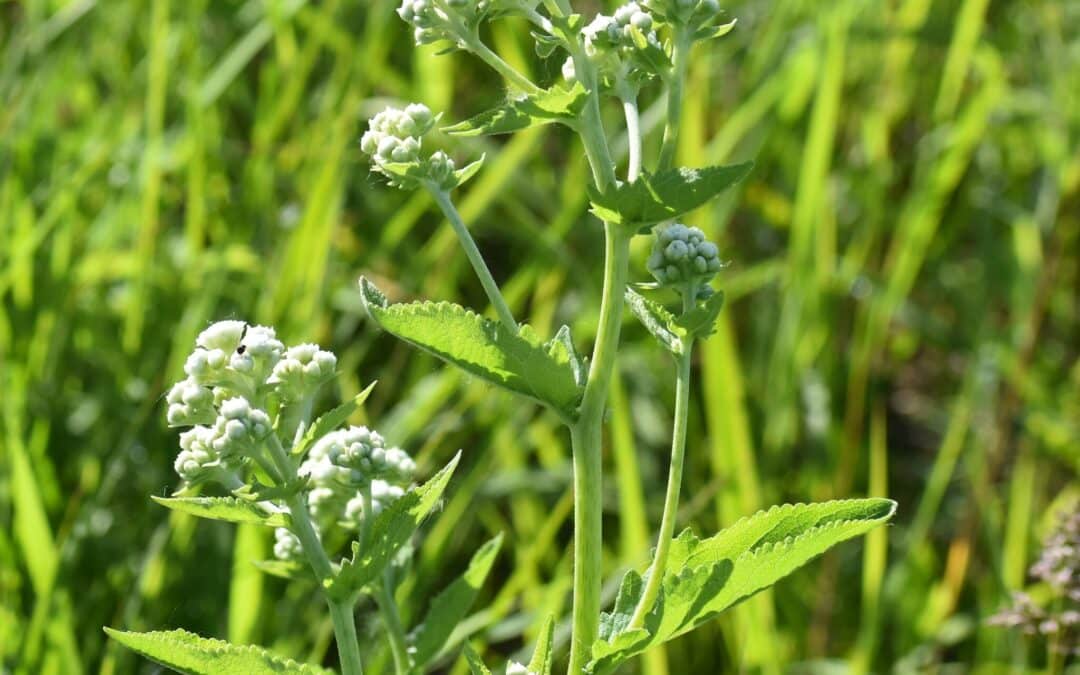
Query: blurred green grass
[[1, 0, 1078, 673]]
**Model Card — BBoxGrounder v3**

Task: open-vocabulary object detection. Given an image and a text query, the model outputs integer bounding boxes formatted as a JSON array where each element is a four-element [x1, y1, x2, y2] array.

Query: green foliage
[[587, 499, 897, 672], [443, 83, 590, 136], [290, 383, 376, 456], [624, 288, 726, 354], [410, 533, 504, 666], [151, 496, 291, 528], [360, 278, 584, 419], [330, 453, 462, 599], [588, 163, 753, 228], [461, 642, 492, 675], [103, 628, 332, 675], [526, 615, 557, 675]]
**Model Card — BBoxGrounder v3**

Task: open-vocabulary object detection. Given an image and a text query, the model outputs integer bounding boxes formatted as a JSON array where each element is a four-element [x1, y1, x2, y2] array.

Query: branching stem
[[657, 31, 691, 172], [621, 94, 643, 182], [428, 186, 518, 331], [265, 434, 365, 675]]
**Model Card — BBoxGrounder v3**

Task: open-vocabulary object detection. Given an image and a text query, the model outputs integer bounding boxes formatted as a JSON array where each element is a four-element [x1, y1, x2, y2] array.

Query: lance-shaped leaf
[[461, 642, 492, 675], [588, 163, 753, 228], [675, 291, 725, 340], [443, 82, 589, 136], [360, 278, 584, 419], [104, 628, 332, 675], [410, 533, 504, 666], [526, 614, 557, 675], [252, 559, 312, 582], [587, 498, 897, 673], [329, 452, 461, 599], [151, 496, 290, 528], [291, 382, 377, 456]]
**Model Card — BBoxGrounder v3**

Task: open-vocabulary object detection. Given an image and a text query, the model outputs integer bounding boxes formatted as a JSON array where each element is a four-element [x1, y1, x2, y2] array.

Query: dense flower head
[[268, 344, 338, 401], [647, 223, 723, 287], [344, 479, 406, 524], [300, 425, 416, 488], [273, 527, 304, 561], [360, 103, 474, 191], [563, 3, 663, 91], [165, 377, 216, 427], [184, 321, 284, 394]]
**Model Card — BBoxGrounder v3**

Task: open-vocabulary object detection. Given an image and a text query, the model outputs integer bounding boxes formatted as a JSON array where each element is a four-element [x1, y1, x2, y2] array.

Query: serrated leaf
[[410, 533, 504, 666], [546, 324, 587, 387], [454, 156, 485, 189], [329, 453, 461, 599], [151, 496, 290, 528], [587, 499, 896, 673], [292, 383, 377, 456], [104, 628, 332, 675], [588, 163, 753, 227], [443, 82, 588, 137], [461, 642, 492, 675], [624, 289, 685, 354], [675, 291, 725, 340], [526, 614, 556, 675], [360, 278, 583, 419]]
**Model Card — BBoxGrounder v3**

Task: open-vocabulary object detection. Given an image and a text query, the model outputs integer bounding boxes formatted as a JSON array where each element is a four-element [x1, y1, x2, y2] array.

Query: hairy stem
[[375, 574, 412, 675], [628, 291, 695, 627], [567, 226, 632, 674], [429, 186, 518, 331], [657, 32, 691, 172], [265, 434, 364, 675]]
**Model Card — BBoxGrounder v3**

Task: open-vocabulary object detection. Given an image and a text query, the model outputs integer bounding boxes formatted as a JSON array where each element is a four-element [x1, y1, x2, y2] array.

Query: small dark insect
[[236, 323, 249, 354]]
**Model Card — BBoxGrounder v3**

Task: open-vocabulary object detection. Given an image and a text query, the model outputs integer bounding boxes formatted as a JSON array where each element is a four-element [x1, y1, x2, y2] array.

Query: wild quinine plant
[[107, 1, 896, 673]]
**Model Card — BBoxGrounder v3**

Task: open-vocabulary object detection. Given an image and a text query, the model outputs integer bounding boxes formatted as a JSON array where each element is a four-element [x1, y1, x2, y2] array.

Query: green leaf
[[410, 533, 504, 666], [151, 496, 290, 528], [694, 18, 737, 42], [251, 559, 313, 581], [588, 163, 753, 228], [461, 642, 492, 675], [587, 499, 897, 673], [104, 628, 332, 675], [443, 82, 588, 137], [291, 382, 377, 456], [675, 291, 725, 340], [360, 278, 584, 419], [526, 614, 556, 675], [624, 289, 685, 354], [329, 452, 462, 599]]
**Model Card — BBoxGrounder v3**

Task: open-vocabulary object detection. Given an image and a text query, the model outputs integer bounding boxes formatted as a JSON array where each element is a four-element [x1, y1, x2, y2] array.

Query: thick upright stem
[[265, 435, 364, 675], [429, 187, 518, 331], [628, 325, 695, 628], [468, 38, 541, 95], [567, 226, 632, 675], [657, 33, 690, 172]]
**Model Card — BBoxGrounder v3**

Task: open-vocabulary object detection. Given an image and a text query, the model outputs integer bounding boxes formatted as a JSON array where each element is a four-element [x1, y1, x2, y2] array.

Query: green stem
[[428, 186, 518, 331], [468, 36, 541, 95], [628, 292, 695, 628], [265, 435, 364, 675], [567, 225, 632, 675], [375, 574, 412, 675], [657, 32, 690, 172]]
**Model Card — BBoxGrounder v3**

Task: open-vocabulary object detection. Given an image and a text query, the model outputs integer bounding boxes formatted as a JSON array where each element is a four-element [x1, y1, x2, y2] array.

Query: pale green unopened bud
[[647, 223, 724, 287]]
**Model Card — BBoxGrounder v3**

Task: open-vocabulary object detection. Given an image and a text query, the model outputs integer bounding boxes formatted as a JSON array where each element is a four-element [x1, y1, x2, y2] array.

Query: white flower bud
[[273, 528, 304, 561], [196, 320, 246, 352]]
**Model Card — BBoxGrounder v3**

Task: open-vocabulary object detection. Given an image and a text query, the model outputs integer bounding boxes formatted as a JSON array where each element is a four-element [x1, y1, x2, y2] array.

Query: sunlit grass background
[[1, 0, 1078, 672]]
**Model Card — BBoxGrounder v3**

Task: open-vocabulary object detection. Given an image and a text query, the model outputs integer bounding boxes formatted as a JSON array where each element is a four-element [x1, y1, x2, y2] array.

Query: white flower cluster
[[184, 321, 285, 394], [173, 397, 272, 484], [505, 662, 536, 675], [647, 223, 723, 287], [300, 426, 416, 488], [268, 344, 338, 401], [396, 0, 538, 46], [563, 3, 663, 90], [273, 527, 304, 562], [360, 104, 464, 191], [287, 425, 416, 551], [167, 320, 338, 485]]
